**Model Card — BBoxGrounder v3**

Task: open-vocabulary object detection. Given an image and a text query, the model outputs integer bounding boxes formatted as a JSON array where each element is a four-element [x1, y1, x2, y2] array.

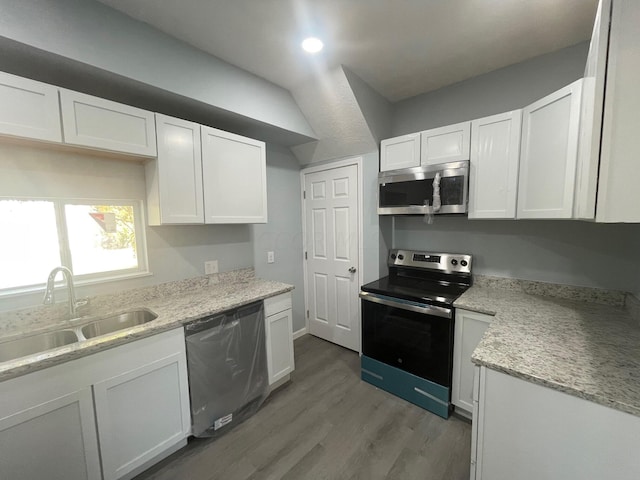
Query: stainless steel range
[[359, 249, 472, 418]]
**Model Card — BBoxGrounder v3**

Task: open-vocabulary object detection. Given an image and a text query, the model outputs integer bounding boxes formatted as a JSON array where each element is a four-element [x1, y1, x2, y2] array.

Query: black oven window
[[379, 179, 433, 207], [362, 301, 453, 387]]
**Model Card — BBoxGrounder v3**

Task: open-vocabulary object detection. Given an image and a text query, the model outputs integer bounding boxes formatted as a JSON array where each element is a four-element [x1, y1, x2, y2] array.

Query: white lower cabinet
[[90, 329, 191, 480], [0, 385, 101, 480], [264, 292, 295, 386], [452, 309, 493, 417], [0, 328, 190, 480], [473, 367, 640, 479]]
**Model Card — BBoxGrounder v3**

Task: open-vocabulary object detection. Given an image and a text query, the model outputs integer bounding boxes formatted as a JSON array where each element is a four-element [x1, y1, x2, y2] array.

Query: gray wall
[[0, 0, 314, 141], [394, 217, 640, 292], [252, 145, 305, 332], [392, 42, 590, 136]]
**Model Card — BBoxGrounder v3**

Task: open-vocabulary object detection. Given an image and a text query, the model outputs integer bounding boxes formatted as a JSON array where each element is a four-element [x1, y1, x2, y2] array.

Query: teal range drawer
[[361, 355, 451, 419]]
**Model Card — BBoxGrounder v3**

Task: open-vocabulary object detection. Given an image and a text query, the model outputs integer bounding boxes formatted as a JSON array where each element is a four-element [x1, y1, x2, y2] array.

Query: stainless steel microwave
[[378, 161, 469, 215]]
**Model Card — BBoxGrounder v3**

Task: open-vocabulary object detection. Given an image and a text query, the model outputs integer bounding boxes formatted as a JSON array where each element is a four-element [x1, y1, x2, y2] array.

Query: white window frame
[[0, 196, 150, 296]]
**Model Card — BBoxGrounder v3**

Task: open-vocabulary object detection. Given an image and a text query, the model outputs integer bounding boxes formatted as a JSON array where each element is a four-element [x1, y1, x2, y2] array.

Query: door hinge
[[305, 251, 307, 260], [306, 310, 309, 318], [303, 190, 306, 199]]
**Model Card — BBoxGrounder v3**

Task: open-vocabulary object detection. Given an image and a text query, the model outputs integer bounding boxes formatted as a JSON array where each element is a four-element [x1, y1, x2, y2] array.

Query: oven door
[[360, 292, 454, 388]]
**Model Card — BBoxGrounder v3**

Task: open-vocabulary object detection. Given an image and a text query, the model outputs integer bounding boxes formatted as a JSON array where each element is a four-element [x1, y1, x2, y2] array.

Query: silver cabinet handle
[[348, 267, 356, 273]]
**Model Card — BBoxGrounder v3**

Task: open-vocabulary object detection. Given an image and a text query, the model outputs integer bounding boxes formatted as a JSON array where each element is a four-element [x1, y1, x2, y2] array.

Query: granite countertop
[[455, 283, 640, 417], [0, 269, 293, 382]]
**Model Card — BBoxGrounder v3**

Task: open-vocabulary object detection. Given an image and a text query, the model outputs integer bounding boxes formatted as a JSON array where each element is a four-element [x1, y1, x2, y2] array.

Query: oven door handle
[[359, 292, 452, 319]]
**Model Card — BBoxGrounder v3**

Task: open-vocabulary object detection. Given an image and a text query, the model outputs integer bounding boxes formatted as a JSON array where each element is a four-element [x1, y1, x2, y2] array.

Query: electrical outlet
[[267, 251, 275, 264], [204, 260, 218, 274]]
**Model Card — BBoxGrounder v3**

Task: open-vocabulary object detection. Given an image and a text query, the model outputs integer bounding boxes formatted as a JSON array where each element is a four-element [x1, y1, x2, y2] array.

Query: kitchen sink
[[81, 309, 158, 339], [0, 330, 79, 363]]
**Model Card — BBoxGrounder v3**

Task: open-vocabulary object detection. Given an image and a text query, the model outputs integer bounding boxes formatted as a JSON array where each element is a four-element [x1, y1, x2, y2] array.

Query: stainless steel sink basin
[[0, 330, 79, 363], [81, 309, 158, 339]]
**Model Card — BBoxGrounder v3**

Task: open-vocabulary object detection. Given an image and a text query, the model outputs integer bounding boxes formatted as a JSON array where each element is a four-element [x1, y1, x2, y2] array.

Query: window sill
[[0, 271, 154, 299]]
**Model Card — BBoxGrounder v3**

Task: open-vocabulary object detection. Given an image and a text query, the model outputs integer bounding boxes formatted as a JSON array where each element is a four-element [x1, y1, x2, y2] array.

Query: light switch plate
[[267, 251, 275, 264], [205, 260, 218, 274]]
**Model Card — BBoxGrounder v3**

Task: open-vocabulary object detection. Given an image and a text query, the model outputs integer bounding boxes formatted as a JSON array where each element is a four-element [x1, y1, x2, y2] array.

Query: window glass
[[0, 200, 61, 289], [65, 204, 139, 276]]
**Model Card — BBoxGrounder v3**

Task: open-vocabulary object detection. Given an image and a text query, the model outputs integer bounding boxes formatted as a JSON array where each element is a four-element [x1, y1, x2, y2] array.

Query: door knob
[[348, 267, 357, 273]]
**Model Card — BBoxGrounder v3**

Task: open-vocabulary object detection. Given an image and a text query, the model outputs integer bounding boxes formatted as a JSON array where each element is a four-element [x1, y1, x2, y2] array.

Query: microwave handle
[[432, 172, 441, 212]]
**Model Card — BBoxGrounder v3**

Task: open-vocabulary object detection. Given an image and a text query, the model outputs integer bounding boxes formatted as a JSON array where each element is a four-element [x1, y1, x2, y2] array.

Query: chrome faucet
[[43, 266, 86, 318]]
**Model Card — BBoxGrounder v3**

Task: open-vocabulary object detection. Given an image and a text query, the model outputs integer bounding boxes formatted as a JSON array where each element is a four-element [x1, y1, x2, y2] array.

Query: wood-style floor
[[135, 335, 471, 480]]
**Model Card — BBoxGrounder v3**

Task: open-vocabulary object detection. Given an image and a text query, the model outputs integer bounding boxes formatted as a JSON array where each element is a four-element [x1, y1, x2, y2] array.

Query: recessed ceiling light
[[302, 37, 323, 54]]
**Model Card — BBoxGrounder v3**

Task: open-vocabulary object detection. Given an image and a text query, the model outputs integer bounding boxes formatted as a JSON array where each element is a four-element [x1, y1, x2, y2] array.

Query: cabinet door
[[93, 351, 190, 480], [380, 133, 421, 171], [476, 368, 640, 480], [265, 309, 295, 385], [147, 114, 204, 225], [0, 71, 62, 142], [60, 89, 157, 157], [0, 388, 101, 480], [420, 121, 471, 166], [201, 126, 267, 223], [595, 0, 640, 222], [517, 80, 583, 219], [452, 309, 492, 416], [469, 111, 522, 219], [574, 0, 611, 220]]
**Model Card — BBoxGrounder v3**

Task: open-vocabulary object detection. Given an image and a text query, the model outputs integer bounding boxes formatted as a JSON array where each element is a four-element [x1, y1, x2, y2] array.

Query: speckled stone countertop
[[455, 278, 640, 417], [0, 268, 293, 382]]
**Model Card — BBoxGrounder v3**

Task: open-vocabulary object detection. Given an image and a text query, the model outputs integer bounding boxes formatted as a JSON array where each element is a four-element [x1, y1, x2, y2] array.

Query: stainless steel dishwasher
[[185, 301, 269, 438]]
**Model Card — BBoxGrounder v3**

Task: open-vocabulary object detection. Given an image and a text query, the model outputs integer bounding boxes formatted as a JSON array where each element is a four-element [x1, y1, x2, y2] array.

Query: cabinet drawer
[[264, 292, 292, 317], [361, 355, 450, 418]]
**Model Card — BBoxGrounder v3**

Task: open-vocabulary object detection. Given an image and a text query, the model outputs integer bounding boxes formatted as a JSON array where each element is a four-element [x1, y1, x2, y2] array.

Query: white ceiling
[[97, 0, 598, 102]]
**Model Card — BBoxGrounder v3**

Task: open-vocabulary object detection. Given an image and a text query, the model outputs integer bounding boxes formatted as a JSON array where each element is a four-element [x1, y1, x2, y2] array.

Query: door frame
[[300, 156, 364, 350]]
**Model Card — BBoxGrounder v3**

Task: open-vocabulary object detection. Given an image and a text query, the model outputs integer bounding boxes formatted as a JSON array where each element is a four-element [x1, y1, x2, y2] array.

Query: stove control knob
[[398, 254, 404, 260], [390, 253, 397, 260], [460, 260, 468, 267], [451, 259, 458, 266]]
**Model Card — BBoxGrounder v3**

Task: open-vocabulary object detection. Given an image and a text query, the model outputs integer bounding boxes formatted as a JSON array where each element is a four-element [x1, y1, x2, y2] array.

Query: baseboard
[[293, 327, 308, 340]]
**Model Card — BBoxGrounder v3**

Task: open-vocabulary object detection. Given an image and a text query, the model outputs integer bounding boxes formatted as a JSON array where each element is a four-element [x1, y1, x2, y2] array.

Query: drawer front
[[361, 355, 450, 418], [264, 292, 292, 317]]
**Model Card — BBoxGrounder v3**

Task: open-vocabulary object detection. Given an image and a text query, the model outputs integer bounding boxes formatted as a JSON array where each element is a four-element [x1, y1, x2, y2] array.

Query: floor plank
[[135, 335, 471, 480]]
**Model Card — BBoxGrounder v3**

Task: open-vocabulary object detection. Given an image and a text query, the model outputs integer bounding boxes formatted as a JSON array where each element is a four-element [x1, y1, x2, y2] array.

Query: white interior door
[[304, 163, 360, 352]]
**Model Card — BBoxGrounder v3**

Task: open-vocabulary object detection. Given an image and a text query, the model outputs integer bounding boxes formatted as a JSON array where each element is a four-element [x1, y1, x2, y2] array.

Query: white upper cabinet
[[595, 0, 640, 222], [147, 114, 204, 225], [517, 80, 583, 219], [469, 111, 522, 219], [60, 89, 157, 157], [0, 71, 62, 143], [201, 126, 267, 224], [420, 121, 471, 166], [574, 0, 611, 220], [380, 133, 421, 171]]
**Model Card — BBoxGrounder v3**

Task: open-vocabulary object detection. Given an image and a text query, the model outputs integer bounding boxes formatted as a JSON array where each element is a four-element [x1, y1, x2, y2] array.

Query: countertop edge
[[0, 282, 294, 383]]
